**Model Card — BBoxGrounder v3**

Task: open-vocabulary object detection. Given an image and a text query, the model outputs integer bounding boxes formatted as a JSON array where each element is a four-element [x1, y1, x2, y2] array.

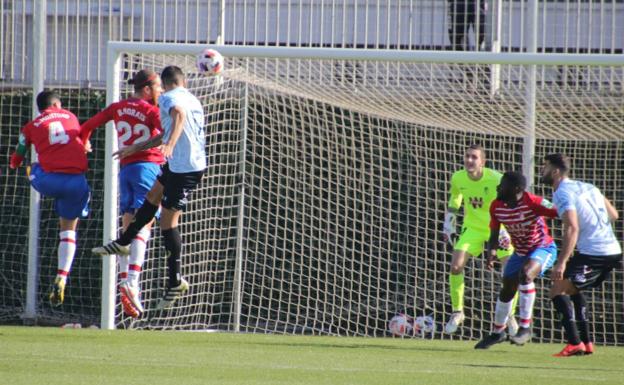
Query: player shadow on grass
[[461, 363, 623, 373], [244, 340, 459, 353]]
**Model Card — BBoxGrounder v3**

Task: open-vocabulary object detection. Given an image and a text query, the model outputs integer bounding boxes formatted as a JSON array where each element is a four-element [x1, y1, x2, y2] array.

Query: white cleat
[[445, 311, 465, 334], [155, 278, 189, 310], [507, 316, 519, 337], [120, 281, 145, 316], [92, 241, 130, 256]]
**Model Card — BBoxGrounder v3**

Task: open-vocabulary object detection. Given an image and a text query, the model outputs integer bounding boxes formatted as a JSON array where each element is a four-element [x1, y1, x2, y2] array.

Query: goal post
[[103, 41, 624, 345]]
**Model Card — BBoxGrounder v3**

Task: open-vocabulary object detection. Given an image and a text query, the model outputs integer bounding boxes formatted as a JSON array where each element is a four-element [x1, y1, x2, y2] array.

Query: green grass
[[1, 326, 623, 385]]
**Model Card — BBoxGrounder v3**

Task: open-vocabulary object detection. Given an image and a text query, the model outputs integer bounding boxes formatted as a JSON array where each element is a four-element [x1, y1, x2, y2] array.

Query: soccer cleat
[[445, 311, 465, 334], [584, 342, 594, 355], [507, 316, 519, 337], [49, 277, 66, 307], [474, 331, 507, 349], [509, 326, 532, 345], [154, 278, 189, 310], [120, 281, 144, 318], [92, 241, 130, 256], [553, 342, 586, 357]]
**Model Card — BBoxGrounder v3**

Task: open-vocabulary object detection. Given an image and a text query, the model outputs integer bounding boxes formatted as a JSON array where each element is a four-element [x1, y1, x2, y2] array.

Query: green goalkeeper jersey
[[448, 168, 502, 234]]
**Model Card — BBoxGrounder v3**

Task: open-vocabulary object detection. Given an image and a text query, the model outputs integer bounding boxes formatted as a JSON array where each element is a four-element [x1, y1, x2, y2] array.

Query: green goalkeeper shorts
[[454, 227, 513, 259]]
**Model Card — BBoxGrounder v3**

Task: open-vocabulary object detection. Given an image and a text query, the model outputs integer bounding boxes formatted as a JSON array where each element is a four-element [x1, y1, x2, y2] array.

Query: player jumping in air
[[442, 144, 518, 335], [9, 91, 91, 306], [475, 171, 558, 349], [81, 69, 165, 318], [92, 65, 206, 310], [542, 154, 622, 357]]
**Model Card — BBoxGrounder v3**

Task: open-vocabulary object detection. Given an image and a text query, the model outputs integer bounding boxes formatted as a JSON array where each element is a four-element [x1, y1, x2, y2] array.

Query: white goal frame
[[103, 40, 624, 330]]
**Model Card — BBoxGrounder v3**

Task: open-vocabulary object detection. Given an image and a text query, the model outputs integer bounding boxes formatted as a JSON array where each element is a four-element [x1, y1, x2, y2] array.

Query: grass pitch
[[1, 326, 622, 385]]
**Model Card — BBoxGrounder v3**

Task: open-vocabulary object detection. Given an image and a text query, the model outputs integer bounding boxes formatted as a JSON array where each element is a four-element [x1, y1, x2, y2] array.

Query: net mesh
[[107, 52, 623, 344]]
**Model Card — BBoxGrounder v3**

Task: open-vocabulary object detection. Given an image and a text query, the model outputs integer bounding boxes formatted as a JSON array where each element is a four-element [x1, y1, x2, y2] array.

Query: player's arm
[[486, 205, 501, 270], [551, 209, 579, 281], [528, 192, 558, 218], [604, 197, 619, 222], [80, 106, 114, 147], [113, 133, 163, 159], [443, 174, 462, 244], [9, 128, 31, 169], [160, 105, 185, 159], [550, 190, 578, 281]]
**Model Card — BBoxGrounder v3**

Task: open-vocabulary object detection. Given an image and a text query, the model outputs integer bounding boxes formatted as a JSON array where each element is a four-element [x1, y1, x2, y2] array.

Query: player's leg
[[155, 168, 204, 310], [498, 255, 519, 336], [553, 253, 622, 356], [446, 228, 482, 333], [550, 279, 585, 356], [496, 228, 519, 335], [120, 163, 161, 316], [92, 172, 164, 256], [570, 292, 592, 354], [48, 172, 90, 306], [475, 267, 519, 349], [510, 243, 557, 345]]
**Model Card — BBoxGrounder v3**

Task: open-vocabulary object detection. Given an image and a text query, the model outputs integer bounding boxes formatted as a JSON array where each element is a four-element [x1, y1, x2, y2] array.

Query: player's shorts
[[503, 242, 557, 279], [157, 163, 205, 211], [564, 252, 623, 290], [454, 227, 513, 260], [29, 163, 90, 219], [119, 162, 161, 214]]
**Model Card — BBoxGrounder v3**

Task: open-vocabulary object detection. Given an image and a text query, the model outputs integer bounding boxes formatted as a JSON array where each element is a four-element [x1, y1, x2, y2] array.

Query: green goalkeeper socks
[[449, 273, 465, 312]]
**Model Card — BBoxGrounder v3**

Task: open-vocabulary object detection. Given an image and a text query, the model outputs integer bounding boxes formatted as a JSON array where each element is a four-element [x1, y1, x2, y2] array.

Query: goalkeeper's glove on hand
[[9, 152, 24, 169], [442, 212, 456, 245], [498, 227, 511, 250]]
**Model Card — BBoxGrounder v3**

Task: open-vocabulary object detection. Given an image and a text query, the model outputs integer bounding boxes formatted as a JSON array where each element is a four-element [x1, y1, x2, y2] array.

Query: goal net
[[107, 43, 623, 345]]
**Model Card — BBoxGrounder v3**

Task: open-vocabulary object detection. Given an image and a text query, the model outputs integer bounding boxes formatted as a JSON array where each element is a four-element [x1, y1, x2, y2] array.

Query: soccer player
[[541, 154, 622, 357], [92, 65, 206, 310], [81, 69, 165, 318], [9, 90, 91, 306], [475, 171, 558, 349], [442, 144, 518, 335]]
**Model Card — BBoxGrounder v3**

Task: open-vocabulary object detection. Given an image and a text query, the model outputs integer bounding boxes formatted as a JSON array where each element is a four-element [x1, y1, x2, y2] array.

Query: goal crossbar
[[108, 41, 624, 67]]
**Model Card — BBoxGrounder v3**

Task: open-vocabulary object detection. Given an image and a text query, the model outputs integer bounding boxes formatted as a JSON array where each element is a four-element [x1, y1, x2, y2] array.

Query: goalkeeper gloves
[[442, 212, 456, 245], [9, 152, 24, 169], [498, 227, 511, 250]]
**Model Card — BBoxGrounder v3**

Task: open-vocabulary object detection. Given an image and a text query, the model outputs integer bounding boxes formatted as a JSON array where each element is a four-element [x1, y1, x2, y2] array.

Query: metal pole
[[523, 0, 538, 191], [101, 44, 121, 330], [24, 0, 46, 324], [232, 83, 249, 333], [217, 0, 226, 44]]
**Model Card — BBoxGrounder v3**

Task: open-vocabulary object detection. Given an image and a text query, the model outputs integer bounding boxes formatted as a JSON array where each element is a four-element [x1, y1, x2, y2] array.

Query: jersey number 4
[[48, 121, 70, 145], [117, 121, 150, 148]]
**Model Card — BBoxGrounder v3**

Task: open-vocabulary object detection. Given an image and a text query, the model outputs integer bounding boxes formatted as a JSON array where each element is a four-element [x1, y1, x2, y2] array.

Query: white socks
[[57, 230, 76, 282], [127, 228, 150, 287], [493, 298, 513, 333], [518, 282, 536, 329]]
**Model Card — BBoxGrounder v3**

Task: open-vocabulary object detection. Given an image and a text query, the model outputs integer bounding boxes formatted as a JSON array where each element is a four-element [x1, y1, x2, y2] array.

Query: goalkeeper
[[442, 145, 518, 334]]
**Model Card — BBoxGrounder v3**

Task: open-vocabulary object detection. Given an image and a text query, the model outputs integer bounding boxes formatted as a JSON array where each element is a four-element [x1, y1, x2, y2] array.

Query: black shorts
[[157, 164, 205, 211], [564, 252, 623, 290]]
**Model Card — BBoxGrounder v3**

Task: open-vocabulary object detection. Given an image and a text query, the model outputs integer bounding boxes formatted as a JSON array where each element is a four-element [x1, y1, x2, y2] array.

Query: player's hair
[[161, 65, 185, 87], [544, 153, 571, 176], [467, 144, 486, 160], [502, 171, 527, 191], [128, 69, 158, 92], [36, 90, 60, 112]]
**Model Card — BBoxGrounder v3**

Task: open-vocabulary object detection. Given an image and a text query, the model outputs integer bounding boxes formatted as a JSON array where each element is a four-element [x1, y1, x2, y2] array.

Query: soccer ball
[[413, 315, 437, 335], [197, 48, 224, 75], [388, 314, 413, 337]]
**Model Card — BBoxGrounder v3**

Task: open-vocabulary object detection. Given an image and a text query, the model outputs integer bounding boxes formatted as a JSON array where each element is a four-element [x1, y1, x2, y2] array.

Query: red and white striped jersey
[[489, 192, 558, 256]]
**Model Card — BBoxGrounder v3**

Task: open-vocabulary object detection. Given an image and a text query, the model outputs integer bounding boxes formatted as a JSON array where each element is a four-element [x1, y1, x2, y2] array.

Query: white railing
[[1, 1, 623, 84]]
